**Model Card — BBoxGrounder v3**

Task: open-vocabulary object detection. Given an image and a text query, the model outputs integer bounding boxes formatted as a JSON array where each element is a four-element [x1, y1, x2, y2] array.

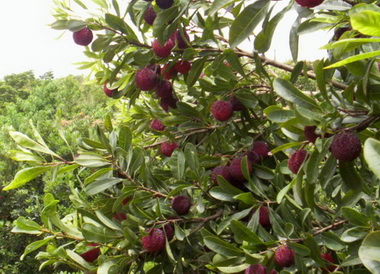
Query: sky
[[0, 0, 332, 79]]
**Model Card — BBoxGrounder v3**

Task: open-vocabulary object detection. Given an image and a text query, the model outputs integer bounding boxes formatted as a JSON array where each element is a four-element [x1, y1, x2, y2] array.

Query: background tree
[[4, 0, 380, 273]]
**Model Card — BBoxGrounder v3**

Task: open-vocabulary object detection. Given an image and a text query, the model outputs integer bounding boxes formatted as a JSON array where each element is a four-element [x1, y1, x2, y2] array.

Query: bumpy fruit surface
[[135, 68, 158, 91], [156, 0, 174, 9], [330, 131, 361, 161], [245, 264, 277, 274], [103, 84, 117, 97], [171, 195, 192, 215], [229, 157, 253, 183], [304, 126, 320, 143], [211, 100, 233, 121], [229, 96, 245, 111], [152, 39, 174, 58], [80, 244, 100, 263], [321, 252, 336, 272], [113, 212, 127, 221], [246, 151, 260, 164], [144, 6, 157, 25], [162, 64, 177, 80], [160, 96, 178, 111], [160, 141, 178, 157], [155, 79, 173, 98], [73, 27, 93, 46], [295, 0, 324, 8], [275, 245, 295, 267], [142, 228, 165, 252], [211, 166, 232, 184], [288, 149, 308, 174], [150, 119, 166, 131], [164, 223, 174, 241], [252, 141, 270, 158], [175, 60, 191, 74], [174, 29, 190, 49], [259, 206, 271, 228]]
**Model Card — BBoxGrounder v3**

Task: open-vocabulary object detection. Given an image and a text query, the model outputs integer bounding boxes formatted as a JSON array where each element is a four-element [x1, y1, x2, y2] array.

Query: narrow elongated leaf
[[204, 236, 244, 257], [325, 50, 380, 69], [75, 152, 111, 168], [209, 0, 236, 16], [85, 178, 123, 195], [66, 249, 93, 270], [169, 150, 186, 180], [364, 138, 380, 180], [230, 220, 263, 244], [229, 0, 270, 48], [9, 150, 44, 163], [186, 58, 205, 87], [95, 211, 122, 231], [273, 78, 319, 109], [9, 131, 59, 158], [3, 166, 53, 191], [21, 237, 53, 259], [342, 207, 369, 227]]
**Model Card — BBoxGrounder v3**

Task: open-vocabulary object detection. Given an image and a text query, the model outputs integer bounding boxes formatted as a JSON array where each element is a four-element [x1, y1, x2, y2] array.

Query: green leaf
[[3, 166, 53, 191], [270, 142, 303, 155], [230, 220, 263, 244], [11, 216, 42, 235], [254, 3, 291, 53], [204, 236, 244, 257], [351, 10, 380, 37], [359, 230, 380, 273], [364, 138, 380, 180], [290, 16, 301, 62], [324, 50, 380, 69], [339, 161, 363, 192], [118, 126, 133, 151], [169, 150, 186, 180], [229, 0, 270, 48], [75, 152, 111, 168], [273, 78, 319, 109], [66, 249, 93, 270], [21, 237, 53, 259], [9, 131, 60, 158], [9, 150, 44, 163], [186, 58, 205, 87], [82, 223, 120, 243], [85, 178, 124, 195], [342, 207, 369, 227], [209, 0, 236, 16], [95, 211, 123, 231]]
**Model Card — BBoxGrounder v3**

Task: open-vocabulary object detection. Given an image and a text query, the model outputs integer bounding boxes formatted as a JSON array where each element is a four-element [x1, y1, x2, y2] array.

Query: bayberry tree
[[4, 0, 380, 273]]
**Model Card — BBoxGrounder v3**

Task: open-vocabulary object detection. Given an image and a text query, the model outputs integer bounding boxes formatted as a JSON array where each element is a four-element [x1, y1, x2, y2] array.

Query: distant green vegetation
[[0, 71, 111, 273]]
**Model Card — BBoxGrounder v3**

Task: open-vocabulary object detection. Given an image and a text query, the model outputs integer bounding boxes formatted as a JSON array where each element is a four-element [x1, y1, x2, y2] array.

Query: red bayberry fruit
[[150, 119, 166, 131], [160, 141, 178, 156], [244, 264, 266, 274], [295, 0, 324, 8], [229, 96, 245, 111], [147, 64, 161, 74], [252, 141, 270, 158], [288, 149, 308, 174], [122, 197, 131, 206], [259, 206, 271, 228], [144, 6, 157, 25], [142, 228, 165, 252], [330, 131, 361, 161], [135, 67, 158, 91], [160, 96, 178, 111], [304, 125, 320, 143], [229, 157, 253, 183], [155, 79, 173, 98], [174, 60, 192, 74], [162, 64, 177, 80], [73, 27, 93, 46], [156, 0, 174, 9], [103, 84, 117, 97], [174, 29, 190, 49], [80, 244, 100, 263], [171, 195, 192, 215], [246, 151, 260, 164], [152, 39, 174, 58], [211, 166, 232, 184], [113, 212, 127, 221], [164, 223, 174, 241], [321, 252, 336, 272], [211, 100, 233, 121], [275, 245, 295, 267]]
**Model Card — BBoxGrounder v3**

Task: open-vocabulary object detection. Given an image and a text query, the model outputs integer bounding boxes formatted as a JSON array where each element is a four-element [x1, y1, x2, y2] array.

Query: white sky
[[0, 0, 332, 79]]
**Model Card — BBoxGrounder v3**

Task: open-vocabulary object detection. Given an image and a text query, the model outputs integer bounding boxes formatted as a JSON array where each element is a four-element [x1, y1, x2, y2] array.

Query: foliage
[[0, 72, 111, 273], [4, 0, 380, 273]]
